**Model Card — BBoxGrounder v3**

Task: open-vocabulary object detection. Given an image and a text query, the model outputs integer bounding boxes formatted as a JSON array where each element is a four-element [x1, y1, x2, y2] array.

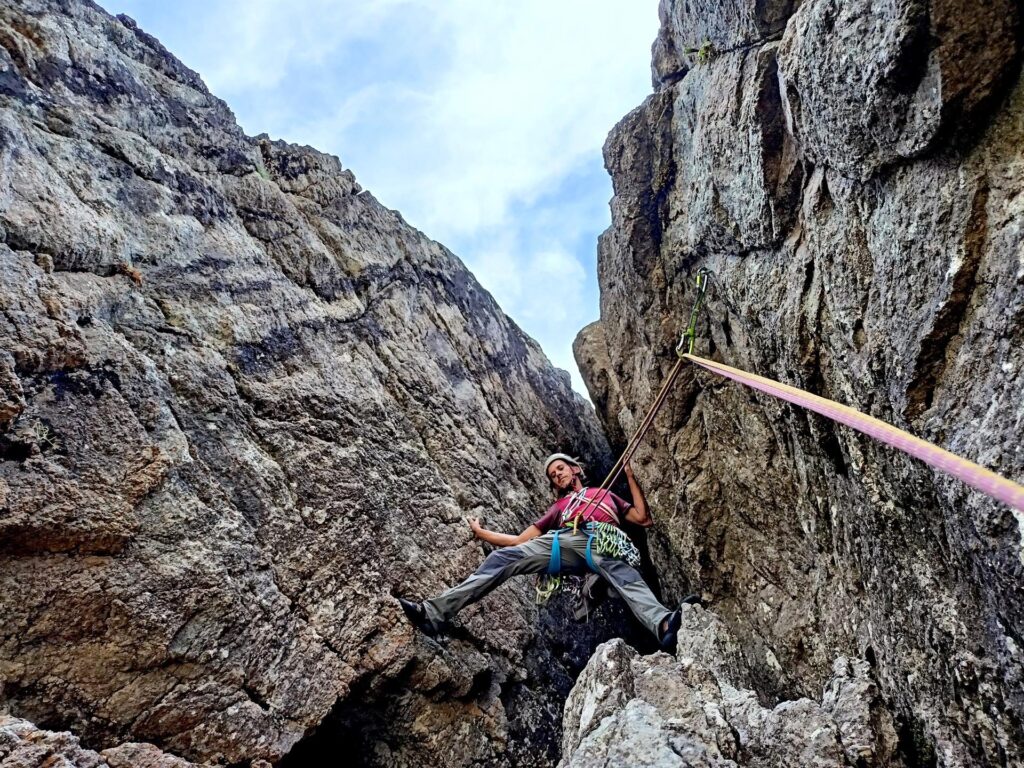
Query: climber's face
[[547, 460, 578, 491]]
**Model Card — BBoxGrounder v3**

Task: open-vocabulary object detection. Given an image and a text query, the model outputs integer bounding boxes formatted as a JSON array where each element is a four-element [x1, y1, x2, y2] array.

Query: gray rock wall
[[0, 715, 203, 768], [577, 0, 1024, 763], [560, 613, 900, 768], [0, 2, 620, 766]]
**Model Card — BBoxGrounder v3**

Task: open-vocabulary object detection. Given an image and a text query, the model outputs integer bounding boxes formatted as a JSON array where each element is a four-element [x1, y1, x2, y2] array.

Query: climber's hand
[[467, 516, 483, 536], [623, 460, 634, 478]]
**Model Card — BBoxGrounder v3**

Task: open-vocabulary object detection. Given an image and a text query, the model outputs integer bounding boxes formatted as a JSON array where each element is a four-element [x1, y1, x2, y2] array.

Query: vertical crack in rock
[[905, 183, 989, 423]]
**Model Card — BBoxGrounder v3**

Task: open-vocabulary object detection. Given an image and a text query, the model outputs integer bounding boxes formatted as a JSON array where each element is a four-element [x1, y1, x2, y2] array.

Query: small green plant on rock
[[685, 38, 716, 64]]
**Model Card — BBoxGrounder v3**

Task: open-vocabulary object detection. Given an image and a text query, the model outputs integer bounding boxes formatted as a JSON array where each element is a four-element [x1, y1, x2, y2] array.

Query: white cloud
[[340, 1, 657, 238], [467, 233, 593, 393], [182, 0, 422, 92], [472, 246, 586, 327]]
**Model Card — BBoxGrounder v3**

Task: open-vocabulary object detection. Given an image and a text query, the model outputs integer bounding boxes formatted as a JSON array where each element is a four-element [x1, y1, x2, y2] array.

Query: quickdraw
[[534, 573, 562, 604], [677, 267, 712, 358]]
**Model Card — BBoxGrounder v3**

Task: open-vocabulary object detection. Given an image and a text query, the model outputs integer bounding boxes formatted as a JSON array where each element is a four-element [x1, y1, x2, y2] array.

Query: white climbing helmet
[[543, 453, 580, 474]]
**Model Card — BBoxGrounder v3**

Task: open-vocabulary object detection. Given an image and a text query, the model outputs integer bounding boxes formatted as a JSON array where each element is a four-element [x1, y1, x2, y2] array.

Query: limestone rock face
[[652, 0, 799, 88], [578, 0, 1024, 763], [778, 0, 1020, 179], [0, 715, 200, 768], [0, 1, 620, 766], [560, 611, 900, 768]]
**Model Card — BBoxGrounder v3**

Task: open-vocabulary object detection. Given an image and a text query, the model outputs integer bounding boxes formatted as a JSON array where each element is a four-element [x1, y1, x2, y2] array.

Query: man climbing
[[398, 453, 690, 651]]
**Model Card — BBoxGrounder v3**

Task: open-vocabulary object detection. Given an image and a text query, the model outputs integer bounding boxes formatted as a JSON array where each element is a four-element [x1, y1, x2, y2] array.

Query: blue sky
[[99, 0, 660, 395]]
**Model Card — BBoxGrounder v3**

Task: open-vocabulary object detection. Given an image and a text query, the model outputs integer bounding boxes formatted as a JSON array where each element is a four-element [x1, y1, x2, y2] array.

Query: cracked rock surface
[[0, 715, 202, 768], [577, 0, 1024, 764], [560, 609, 900, 767], [0, 1, 625, 766]]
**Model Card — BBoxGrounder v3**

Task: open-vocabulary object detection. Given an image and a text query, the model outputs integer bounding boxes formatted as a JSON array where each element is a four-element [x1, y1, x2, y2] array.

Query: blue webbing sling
[[546, 530, 562, 574], [546, 525, 600, 575]]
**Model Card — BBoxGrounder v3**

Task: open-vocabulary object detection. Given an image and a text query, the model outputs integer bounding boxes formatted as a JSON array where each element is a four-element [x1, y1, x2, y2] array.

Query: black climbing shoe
[[399, 598, 437, 637], [658, 607, 682, 653], [659, 596, 703, 651]]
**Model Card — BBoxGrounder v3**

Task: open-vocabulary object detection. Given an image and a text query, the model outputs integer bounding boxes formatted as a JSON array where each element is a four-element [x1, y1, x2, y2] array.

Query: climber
[[398, 453, 690, 651]]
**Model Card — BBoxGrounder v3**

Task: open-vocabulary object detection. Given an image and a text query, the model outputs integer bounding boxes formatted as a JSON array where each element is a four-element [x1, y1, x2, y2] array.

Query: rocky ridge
[[0, 715, 203, 768], [561, 609, 900, 768], [0, 1, 629, 766], [576, 0, 1024, 764]]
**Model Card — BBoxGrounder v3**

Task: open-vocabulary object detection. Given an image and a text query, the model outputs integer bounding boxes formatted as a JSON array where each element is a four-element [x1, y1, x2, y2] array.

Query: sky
[[99, 0, 660, 395]]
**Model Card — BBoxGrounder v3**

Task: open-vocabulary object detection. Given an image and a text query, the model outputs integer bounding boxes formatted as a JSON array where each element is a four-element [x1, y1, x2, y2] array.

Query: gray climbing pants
[[421, 529, 671, 638]]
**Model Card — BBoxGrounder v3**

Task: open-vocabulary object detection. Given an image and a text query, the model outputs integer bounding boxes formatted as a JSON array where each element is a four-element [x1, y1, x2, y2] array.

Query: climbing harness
[[536, 521, 642, 605], [547, 528, 563, 575], [536, 528, 566, 603], [537, 489, 633, 604]]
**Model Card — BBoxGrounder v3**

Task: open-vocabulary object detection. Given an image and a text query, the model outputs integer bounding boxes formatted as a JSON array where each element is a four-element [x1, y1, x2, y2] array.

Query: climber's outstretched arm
[[467, 517, 542, 547], [622, 462, 653, 527]]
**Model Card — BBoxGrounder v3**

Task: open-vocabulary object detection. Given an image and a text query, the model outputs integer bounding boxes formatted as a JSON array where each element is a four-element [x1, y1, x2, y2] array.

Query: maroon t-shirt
[[533, 487, 632, 533]]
